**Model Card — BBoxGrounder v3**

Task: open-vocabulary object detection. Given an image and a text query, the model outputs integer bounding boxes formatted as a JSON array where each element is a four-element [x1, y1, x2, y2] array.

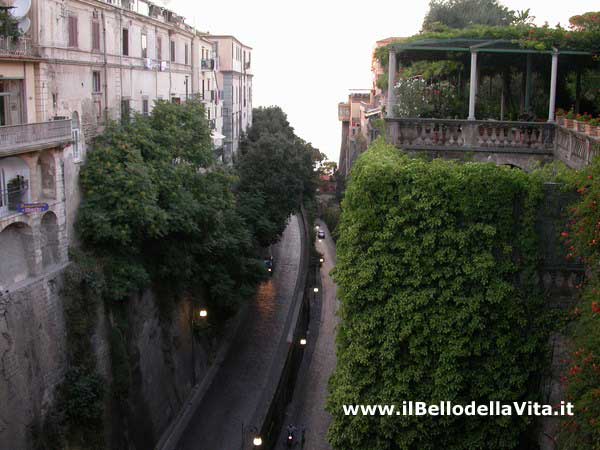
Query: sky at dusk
[[165, 0, 599, 163]]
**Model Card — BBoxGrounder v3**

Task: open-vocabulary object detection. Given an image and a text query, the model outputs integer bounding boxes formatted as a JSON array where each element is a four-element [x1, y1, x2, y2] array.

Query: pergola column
[[524, 54, 532, 113], [547, 51, 558, 123], [468, 51, 478, 120], [386, 50, 397, 119]]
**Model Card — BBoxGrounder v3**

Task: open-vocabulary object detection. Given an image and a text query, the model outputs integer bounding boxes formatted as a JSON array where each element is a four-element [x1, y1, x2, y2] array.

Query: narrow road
[[276, 220, 339, 450], [178, 216, 302, 450]]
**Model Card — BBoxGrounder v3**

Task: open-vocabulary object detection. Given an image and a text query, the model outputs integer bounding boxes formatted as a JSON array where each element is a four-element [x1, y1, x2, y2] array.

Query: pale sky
[[167, 0, 598, 163]]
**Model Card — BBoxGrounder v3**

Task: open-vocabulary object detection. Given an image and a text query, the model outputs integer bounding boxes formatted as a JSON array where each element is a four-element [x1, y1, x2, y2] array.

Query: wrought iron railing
[[386, 118, 555, 152], [201, 58, 215, 70], [0, 119, 72, 156], [0, 36, 35, 57], [0, 177, 28, 214]]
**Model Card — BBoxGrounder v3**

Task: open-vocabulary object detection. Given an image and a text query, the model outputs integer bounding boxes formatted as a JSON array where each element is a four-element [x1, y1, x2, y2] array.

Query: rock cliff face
[[0, 267, 69, 450], [0, 268, 209, 450], [121, 290, 210, 449]]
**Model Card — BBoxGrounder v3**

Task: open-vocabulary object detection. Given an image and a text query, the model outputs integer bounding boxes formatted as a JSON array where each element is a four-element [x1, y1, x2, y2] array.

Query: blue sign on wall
[[17, 202, 49, 214]]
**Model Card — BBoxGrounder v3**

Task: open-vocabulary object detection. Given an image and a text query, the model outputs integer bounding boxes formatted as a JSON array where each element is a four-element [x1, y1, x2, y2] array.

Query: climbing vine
[[327, 139, 551, 449]]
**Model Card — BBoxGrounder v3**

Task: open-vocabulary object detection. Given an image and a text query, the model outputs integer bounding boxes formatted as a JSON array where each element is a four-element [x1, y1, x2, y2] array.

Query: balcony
[[386, 118, 555, 154], [338, 103, 350, 122], [0, 36, 36, 58], [555, 125, 600, 170], [201, 58, 215, 70], [0, 120, 73, 157]]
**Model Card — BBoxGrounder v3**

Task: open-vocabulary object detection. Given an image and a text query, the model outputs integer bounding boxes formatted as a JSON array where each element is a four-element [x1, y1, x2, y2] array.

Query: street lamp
[[300, 338, 307, 346], [313, 287, 319, 293], [199, 309, 208, 318], [250, 427, 262, 447]]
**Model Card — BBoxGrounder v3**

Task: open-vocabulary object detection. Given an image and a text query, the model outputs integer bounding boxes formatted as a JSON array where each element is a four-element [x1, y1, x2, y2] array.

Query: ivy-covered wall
[[327, 139, 553, 449]]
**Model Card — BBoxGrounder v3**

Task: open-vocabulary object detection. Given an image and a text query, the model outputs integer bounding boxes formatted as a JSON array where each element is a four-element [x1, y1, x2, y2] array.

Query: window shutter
[[92, 21, 100, 50]]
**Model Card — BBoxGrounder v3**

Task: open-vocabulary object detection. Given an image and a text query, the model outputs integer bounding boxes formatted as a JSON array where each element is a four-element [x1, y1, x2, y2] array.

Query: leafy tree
[[569, 12, 600, 32], [422, 0, 517, 32], [77, 99, 263, 313], [0, 10, 20, 38], [328, 139, 550, 450], [237, 107, 319, 247]]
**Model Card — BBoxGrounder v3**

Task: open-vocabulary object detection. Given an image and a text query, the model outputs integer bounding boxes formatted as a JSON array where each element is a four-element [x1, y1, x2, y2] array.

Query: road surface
[[275, 220, 339, 450], [178, 216, 302, 450]]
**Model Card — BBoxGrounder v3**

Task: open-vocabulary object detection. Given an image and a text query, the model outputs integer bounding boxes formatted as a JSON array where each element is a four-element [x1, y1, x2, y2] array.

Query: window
[[184, 43, 188, 65], [201, 79, 205, 99], [72, 128, 81, 160], [157, 36, 162, 61], [52, 93, 58, 110], [122, 28, 129, 56], [91, 20, 100, 51], [92, 71, 101, 93], [170, 40, 175, 62], [171, 97, 181, 104], [68, 15, 78, 47], [141, 33, 147, 58], [142, 99, 149, 116], [121, 99, 130, 123]]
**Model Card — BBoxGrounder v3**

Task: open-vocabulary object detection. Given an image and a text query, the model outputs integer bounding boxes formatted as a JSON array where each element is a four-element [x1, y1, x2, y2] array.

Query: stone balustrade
[[386, 118, 556, 154]]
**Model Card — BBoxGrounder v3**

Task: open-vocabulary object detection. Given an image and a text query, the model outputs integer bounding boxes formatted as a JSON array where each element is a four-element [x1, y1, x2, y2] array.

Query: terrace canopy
[[385, 38, 597, 122]]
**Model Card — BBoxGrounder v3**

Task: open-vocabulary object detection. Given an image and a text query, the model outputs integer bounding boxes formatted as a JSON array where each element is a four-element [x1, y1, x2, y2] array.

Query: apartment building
[[208, 35, 252, 162], [0, 0, 252, 292]]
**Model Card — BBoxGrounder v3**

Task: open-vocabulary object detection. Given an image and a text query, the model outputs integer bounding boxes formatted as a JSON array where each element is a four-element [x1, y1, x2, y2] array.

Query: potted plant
[[588, 118, 600, 138], [556, 108, 565, 126], [565, 109, 576, 129], [576, 113, 591, 133]]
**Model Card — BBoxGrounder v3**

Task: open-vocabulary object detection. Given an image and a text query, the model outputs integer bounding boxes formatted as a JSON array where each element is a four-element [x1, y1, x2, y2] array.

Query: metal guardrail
[[0, 119, 72, 156]]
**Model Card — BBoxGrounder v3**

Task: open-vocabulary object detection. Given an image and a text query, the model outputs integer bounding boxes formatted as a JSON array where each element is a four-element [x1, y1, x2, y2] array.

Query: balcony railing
[[555, 125, 600, 169], [339, 103, 350, 121], [201, 58, 215, 70], [0, 119, 72, 157], [0, 36, 36, 57], [386, 118, 555, 153]]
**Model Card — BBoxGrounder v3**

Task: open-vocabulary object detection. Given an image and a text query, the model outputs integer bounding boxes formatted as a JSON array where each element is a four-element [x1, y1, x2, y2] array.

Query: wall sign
[[17, 202, 49, 213]]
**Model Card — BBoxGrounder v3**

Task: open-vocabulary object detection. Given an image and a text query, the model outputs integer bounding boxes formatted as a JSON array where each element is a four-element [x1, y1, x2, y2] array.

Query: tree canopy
[[422, 0, 518, 32], [237, 106, 321, 247], [78, 99, 263, 314]]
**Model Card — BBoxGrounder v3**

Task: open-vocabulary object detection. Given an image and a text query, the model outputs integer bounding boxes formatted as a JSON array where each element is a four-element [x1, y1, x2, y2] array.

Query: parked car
[[317, 230, 325, 239]]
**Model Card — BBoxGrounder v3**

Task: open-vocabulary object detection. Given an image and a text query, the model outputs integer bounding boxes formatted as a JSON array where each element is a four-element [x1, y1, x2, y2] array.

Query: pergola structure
[[386, 38, 597, 122]]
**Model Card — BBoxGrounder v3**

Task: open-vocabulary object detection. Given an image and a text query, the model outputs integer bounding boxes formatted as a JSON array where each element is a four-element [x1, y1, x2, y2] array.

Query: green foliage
[[394, 77, 462, 118], [0, 10, 20, 38], [422, 0, 517, 32], [557, 158, 600, 448], [237, 107, 320, 247], [45, 251, 106, 449], [78, 99, 264, 313], [328, 139, 550, 449]]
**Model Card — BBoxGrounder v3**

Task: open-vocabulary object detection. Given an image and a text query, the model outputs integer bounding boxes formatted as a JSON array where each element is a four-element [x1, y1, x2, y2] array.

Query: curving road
[[177, 215, 302, 450], [275, 220, 339, 450]]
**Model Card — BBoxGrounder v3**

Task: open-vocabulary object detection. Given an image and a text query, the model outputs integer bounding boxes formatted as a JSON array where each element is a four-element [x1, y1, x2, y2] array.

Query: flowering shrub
[[558, 158, 600, 449], [394, 77, 460, 118]]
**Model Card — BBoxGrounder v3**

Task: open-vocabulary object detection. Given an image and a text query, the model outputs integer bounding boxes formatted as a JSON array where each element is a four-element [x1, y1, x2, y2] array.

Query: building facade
[[208, 35, 252, 162], [0, 0, 253, 291]]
